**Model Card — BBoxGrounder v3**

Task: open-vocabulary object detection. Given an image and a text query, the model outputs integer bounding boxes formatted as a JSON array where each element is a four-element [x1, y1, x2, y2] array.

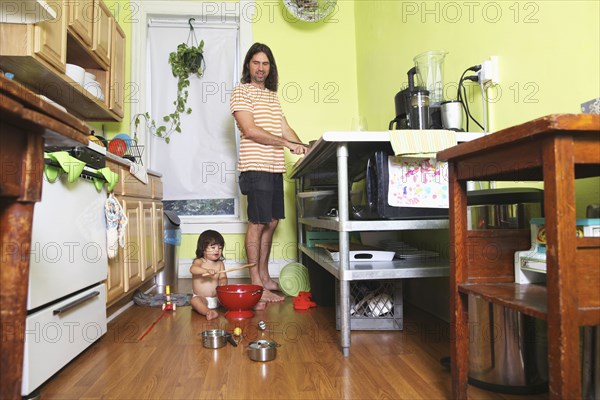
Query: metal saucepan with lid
[[247, 339, 280, 362], [201, 329, 237, 349]]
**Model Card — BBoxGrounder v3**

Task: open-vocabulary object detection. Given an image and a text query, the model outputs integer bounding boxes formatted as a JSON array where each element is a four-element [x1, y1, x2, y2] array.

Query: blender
[[413, 50, 448, 129]]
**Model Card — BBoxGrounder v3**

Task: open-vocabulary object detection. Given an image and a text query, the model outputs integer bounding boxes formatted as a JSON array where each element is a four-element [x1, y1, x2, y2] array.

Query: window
[[130, 1, 254, 234]]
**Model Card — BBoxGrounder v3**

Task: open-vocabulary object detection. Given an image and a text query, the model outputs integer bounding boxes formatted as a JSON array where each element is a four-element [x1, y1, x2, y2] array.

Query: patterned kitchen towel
[[389, 129, 457, 158], [105, 193, 128, 259], [387, 156, 449, 209], [133, 290, 191, 307]]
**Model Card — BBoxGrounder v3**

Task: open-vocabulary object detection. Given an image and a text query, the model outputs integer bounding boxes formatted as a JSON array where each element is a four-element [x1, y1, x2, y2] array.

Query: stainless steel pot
[[247, 340, 279, 362], [468, 203, 542, 230], [466, 188, 544, 230], [201, 329, 236, 349]]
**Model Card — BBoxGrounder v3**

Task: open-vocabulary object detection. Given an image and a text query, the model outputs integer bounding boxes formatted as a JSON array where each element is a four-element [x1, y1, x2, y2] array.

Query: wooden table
[[0, 75, 90, 399], [437, 114, 600, 399]]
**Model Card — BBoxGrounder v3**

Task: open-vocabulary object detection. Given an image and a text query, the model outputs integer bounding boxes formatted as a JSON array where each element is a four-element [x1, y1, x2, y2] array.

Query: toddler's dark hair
[[196, 230, 225, 259]]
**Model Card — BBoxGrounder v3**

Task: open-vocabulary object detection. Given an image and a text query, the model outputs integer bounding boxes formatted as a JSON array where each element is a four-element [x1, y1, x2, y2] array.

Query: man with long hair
[[230, 43, 307, 302]]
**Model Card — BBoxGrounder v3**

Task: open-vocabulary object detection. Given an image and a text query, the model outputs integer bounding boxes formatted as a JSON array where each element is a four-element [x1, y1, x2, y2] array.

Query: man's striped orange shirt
[[230, 83, 286, 173]]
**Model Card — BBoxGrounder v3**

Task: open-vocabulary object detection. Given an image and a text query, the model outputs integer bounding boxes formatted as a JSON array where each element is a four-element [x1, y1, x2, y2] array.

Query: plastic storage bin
[[296, 190, 335, 218], [335, 280, 404, 330]]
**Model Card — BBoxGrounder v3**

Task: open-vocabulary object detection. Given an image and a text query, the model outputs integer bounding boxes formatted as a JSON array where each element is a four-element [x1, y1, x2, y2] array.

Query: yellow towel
[[389, 129, 457, 158]]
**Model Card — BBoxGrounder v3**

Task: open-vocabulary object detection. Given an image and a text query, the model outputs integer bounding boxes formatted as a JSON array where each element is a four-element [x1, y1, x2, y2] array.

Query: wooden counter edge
[[437, 113, 600, 161], [0, 74, 91, 136]]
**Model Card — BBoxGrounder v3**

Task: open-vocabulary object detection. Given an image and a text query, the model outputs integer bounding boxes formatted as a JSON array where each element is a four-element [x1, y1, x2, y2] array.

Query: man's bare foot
[[205, 310, 219, 320], [260, 289, 284, 302], [261, 278, 279, 292]]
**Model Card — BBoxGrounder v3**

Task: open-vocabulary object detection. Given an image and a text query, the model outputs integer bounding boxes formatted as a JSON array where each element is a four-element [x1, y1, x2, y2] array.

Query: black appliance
[[353, 149, 545, 220], [359, 149, 448, 219], [389, 67, 442, 130]]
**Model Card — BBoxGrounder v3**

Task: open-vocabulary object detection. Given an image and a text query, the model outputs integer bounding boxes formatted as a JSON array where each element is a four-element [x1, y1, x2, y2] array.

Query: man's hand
[[288, 142, 307, 155]]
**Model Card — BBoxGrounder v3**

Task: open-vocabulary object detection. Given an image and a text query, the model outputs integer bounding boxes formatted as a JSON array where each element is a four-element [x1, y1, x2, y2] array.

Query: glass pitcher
[[413, 50, 448, 105]]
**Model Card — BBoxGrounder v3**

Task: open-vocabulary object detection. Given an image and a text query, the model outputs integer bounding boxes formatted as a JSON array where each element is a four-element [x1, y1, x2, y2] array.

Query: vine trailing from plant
[[134, 39, 205, 144]]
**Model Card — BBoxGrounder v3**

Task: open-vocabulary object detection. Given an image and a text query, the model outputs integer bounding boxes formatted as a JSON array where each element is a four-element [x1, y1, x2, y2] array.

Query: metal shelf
[[299, 245, 449, 281], [299, 217, 449, 231], [292, 131, 482, 357]]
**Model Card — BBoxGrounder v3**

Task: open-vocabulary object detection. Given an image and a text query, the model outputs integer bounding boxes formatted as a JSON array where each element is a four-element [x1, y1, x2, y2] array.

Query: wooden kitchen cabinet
[[68, 0, 94, 47], [0, 1, 67, 74], [106, 247, 125, 303], [0, 0, 124, 121], [109, 20, 125, 117], [105, 159, 165, 306], [122, 198, 143, 291], [35, 3, 68, 73], [92, 0, 111, 67], [437, 114, 600, 400]]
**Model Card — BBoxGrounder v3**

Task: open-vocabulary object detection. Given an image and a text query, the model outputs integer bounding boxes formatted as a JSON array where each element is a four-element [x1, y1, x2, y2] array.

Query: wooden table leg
[[1, 202, 35, 399], [1, 124, 44, 399], [449, 166, 469, 399], [543, 136, 581, 399]]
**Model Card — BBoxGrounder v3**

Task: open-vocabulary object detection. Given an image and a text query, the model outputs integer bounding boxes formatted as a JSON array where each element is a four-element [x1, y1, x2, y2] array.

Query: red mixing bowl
[[216, 284, 263, 319]]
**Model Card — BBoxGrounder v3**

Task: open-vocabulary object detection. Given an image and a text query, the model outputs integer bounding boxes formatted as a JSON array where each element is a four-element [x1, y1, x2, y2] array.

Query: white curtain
[[147, 18, 239, 213]]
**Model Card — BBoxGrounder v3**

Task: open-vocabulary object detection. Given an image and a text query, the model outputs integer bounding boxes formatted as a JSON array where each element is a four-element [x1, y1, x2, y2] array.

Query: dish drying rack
[[107, 138, 145, 165]]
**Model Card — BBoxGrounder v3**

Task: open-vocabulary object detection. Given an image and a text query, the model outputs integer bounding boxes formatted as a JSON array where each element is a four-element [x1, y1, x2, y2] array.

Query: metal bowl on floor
[[247, 340, 279, 362], [201, 329, 228, 349]]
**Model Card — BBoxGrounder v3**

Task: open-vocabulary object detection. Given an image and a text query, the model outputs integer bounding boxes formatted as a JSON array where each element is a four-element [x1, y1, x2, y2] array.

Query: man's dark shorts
[[239, 171, 284, 224]]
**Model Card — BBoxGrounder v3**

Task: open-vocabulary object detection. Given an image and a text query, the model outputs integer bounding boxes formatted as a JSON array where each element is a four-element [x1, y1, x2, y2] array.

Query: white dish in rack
[[328, 250, 396, 262]]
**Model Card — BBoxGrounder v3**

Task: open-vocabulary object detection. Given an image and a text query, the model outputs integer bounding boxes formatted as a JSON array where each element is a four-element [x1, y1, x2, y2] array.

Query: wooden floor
[[39, 279, 548, 399]]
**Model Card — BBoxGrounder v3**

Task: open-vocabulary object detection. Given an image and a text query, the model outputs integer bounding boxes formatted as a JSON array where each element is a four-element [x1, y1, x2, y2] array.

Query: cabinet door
[[106, 247, 125, 304], [92, 0, 111, 66], [141, 201, 155, 281], [123, 199, 143, 291], [153, 202, 165, 272], [34, 1, 67, 73], [109, 20, 125, 117], [67, 0, 94, 46]]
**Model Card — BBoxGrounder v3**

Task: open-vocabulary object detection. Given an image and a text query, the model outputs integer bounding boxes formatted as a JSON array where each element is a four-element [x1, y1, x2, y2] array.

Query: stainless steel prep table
[[290, 131, 481, 356]]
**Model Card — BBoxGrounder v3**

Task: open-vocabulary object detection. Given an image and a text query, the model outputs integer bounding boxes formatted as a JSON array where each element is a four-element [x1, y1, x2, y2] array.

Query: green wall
[[97, 1, 599, 264], [355, 0, 599, 131], [354, 0, 599, 218]]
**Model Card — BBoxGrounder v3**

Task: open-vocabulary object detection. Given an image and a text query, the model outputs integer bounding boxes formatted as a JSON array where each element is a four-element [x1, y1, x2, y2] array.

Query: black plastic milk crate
[[335, 280, 404, 330], [368, 150, 449, 219]]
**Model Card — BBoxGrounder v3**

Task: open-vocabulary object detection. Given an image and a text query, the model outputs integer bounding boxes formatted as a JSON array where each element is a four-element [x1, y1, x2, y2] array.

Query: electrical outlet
[[480, 56, 499, 85]]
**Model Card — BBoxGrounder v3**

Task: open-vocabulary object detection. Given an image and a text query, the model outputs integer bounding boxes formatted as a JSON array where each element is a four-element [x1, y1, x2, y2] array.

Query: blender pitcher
[[413, 50, 448, 105]]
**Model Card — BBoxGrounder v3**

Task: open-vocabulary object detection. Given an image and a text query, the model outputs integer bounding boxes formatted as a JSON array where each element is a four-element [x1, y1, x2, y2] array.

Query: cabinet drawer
[[119, 168, 152, 198], [22, 284, 107, 395]]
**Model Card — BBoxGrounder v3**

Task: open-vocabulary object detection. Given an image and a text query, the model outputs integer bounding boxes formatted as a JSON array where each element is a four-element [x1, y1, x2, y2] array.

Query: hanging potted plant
[[134, 20, 205, 144]]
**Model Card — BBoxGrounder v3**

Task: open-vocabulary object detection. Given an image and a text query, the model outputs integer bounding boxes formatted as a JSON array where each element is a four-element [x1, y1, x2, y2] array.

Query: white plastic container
[[296, 190, 335, 218]]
